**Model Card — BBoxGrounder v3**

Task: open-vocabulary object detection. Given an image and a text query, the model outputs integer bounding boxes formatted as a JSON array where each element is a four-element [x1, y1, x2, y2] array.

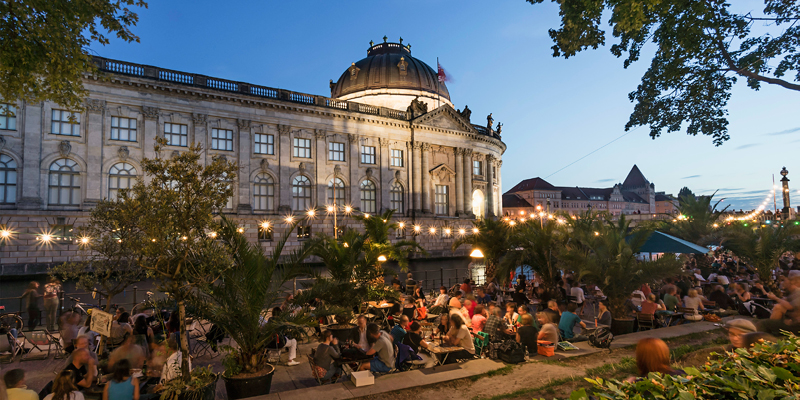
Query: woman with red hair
[[634, 338, 684, 378]]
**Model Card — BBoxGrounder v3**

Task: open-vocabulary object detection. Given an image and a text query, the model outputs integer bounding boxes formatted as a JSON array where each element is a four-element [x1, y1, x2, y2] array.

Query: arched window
[[390, 182, 403, 214], [253, 173, 274, 211], [292, 175, 312, 211], [328, 178, 345, 205], [48, 158, 81, 206], [108, 162, 136, 200], [0, 154, 17, 204], [360, 180, 376, 213]]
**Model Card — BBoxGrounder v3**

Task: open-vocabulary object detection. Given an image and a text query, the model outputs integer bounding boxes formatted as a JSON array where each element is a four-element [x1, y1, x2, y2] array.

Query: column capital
[[463, 148, 473, 156], [378, 137, 390, 148], [348, 133, 359, 143], [85, 99, 106, 114], [421, 142, 431, 152], [314, 129, 327, 139], [237, 118, 251, 130], [192, 113, 207, 125], [142, 106, 160, 120], [277, 124, 291, 136]]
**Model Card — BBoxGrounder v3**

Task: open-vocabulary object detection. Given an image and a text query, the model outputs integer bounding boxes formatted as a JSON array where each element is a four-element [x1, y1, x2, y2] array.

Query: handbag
[[537, 340, 555, 357]]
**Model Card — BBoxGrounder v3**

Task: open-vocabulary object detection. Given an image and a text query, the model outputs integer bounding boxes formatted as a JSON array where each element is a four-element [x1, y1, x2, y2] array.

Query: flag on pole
[[437, 61, 450, 83]]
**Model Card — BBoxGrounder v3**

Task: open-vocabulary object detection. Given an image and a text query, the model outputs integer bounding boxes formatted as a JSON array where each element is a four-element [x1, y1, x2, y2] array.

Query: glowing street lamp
[[39, 234, 53, 243], [377, 255, 387, 262], [469, 248, 484, 258]]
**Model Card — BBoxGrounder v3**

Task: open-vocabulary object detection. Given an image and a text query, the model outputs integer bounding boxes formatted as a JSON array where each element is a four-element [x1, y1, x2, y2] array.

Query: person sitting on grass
[[4, 368, 39, 400], [484, 308, 513, 341], [503, 302, 519, 328], [558, 303, 587, 342], [626, 338, 684, 382], [314, 330, 342, 383], [359, 323, 395, 373], [516, 314, 538, 356], [597, 300, 612, 327]]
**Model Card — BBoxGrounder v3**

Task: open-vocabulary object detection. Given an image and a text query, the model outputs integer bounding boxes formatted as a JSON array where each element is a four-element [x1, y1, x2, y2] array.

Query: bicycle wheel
[[0, 313, 24, 332]]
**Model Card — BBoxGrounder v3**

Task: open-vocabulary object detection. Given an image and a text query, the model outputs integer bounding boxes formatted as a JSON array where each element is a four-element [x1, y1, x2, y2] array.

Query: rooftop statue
[[486, 113, 494, 131], [458, 105, 471, 122]]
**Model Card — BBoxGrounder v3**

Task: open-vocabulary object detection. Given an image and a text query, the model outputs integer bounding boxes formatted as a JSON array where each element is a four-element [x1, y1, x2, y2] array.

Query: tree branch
[[714, 38, 800, 91]]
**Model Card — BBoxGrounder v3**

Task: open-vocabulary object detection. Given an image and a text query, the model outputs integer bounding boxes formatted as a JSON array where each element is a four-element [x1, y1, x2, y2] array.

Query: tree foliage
[[0, 0, 148, 110], [722, 223, 800, 284], [51, 197, 145, 313], [662, 190, 728, 246], [678, 186, 695, 200], [452, 218, 512, 282], [193, 216, 317, 377], [526, 0, 800, 145], [499, 218, 566, 295]]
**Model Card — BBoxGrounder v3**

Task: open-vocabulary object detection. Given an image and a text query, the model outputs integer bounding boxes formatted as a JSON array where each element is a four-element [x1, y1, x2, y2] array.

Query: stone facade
[[0, 50, 505, 268]]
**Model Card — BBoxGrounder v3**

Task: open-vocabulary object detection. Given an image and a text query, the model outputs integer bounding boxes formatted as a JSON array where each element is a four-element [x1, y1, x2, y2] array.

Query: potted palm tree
[[193, 216, 317, 399], [452, 218, 511, 283]]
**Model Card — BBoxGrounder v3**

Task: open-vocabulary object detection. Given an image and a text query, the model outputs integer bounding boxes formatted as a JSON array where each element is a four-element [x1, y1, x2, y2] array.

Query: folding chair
[[21, 331, 52, 360], [637, 313, 655, 331], [473, 331, 489, 357], [44, 330, 67, 359], [188, 320, 214, 358], [308, 354, 340, 385], [0, 331, 23, 363]]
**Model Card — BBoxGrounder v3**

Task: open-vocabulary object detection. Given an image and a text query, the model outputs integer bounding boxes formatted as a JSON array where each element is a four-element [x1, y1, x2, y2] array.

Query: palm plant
[[499, 218, 565, 296], [193, 216, 317, 378], [663, 191, 728, 246], [562, 214, 683, 316], [452, 217, 511, 282], [722, 223, 800, 285]]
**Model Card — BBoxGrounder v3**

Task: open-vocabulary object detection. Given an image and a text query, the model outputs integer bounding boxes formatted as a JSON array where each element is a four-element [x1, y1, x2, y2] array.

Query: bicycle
[[0, 305, 24, 333]]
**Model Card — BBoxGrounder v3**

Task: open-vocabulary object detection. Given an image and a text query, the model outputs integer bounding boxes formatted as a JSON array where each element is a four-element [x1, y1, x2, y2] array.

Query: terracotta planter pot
[[222, 364, 275, 399], [326, 323, 357, 343]]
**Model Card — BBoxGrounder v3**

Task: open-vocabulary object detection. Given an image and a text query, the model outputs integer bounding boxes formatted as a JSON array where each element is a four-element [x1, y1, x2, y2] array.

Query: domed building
[[0, 39, 505, 273]]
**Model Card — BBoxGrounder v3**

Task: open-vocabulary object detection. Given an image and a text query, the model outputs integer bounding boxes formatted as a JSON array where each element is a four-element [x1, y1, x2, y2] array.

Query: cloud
[[765, 127, 800, 136], [595, 178, 615, 182], [735, 143, 760, 150], [681, 175, 702, 179]]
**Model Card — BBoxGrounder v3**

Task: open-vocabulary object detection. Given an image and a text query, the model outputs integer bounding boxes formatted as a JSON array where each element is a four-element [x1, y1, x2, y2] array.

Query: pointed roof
[[622, 165, 649, 188], [505, 177, 556, 194]]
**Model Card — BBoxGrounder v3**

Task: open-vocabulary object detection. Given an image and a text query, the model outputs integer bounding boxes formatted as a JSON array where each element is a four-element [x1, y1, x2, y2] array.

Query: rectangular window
[[395, 228, 406, 239], [164, 123, 188, 147], [258, 226, 273, 241], [52, 217, 74, 241], [435, 185, 449, 215], [254, 134, 274, 155], [328, 142, 345, 161], [297, 225, 311, 240], [110, 117, 137, 142], [211, 128, 234, 151], [473, 160, 482, 176], [361, 146, 376, 164], [492, 166, 497, 179], [293, 138, 311, 158], [390, 149, 403, 167], [0, 104, 16, 130], [51, 110, 81, 136]]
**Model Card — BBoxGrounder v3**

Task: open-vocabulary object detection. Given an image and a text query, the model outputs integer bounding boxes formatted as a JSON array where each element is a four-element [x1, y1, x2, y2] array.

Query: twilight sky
[[92, 0, 800, 211]]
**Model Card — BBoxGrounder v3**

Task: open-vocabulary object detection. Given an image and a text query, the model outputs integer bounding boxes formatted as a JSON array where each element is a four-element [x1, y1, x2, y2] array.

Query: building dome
[[330, 39, 452, 111]]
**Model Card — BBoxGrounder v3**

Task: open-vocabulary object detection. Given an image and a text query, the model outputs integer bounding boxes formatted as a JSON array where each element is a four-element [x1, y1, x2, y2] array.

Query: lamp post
[[780, 167, 791, 218], [469, 248, 485, 285]]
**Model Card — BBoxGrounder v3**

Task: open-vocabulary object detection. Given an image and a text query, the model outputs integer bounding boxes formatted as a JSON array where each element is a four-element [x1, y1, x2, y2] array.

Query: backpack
[[588, 327, 614, 349]]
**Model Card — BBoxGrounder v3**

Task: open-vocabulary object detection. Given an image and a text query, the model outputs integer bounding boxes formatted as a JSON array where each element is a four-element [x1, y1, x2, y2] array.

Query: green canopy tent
[[637, 231, 709, 260]]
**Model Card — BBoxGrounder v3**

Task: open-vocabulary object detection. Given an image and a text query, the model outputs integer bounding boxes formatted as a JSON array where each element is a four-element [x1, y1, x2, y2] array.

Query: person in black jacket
[[708, 285, 735, 310]]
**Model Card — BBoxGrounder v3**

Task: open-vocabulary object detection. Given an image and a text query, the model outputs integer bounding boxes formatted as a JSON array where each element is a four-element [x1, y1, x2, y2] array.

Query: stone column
[[454, 148, 464, 216], [278, 125, 292, 211], [463, 149, 473, 217], [486, 154, 495, 218], [19, 102, 43, 209], [411, 142, 422, 213], [496, 160, 503, 217], [378, 138, 390, 212], [142, 106, 160, 161], [83, 99, 106, 206], [421, 143, 431, 214], [236, 118, 252, 214], [315, 129, 327, 206], [348, 134, 359, 207]]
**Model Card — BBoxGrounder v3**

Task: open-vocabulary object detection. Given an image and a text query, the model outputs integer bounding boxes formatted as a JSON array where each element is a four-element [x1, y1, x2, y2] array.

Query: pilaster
[[486, 154, 495, 218], [142, 106, 160, 160], [236, 118, 252, 214], [19, 102, 43, 210], [378, 138, 390, 211], [277, 124, 292, 211], [421, 142, 431, 214], [463, 149, 473, 217], [349, 134, 360, 207], [411, 142, 422, 213], [83, 99, 105, 205], [454, 148, 464, 215]]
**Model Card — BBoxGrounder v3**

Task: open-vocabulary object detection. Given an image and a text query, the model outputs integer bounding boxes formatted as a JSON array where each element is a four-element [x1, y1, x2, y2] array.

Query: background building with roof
[[502, 165, 678, 218], [0, 38, 506, 270]]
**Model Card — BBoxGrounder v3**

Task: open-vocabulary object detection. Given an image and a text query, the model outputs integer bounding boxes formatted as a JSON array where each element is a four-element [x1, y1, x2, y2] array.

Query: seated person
[[475, 288, 492, 305], [43, 370, 83, 400], [59, 311, 81, 353], [63, 336, 99, 374], [626, 338, 684, 382], [761, 273, 800, 335], [435, 313, 451, 338], [683, 289, 705, 321], [460, 278, 472, 295], [402, 322, 435, 367], [108, 312, 133, 346], [558, 303, 588, 342], [432, 286, 450, 310], [597, 300, 612, 327], [485, 281, 498, 297], [471, 305, 487, 333], [359, 323, 395, 373], [536, 312, 559, 344], [568, 279, 586, 316], [354, 315, 370, 352], [503, 302, 519, 328], [732, 283, 752, 304], [516, 305, 531, 327], [405, 273, 416, 292], [391, 315, 410, 344], [266, 307, 300, 366], [639, 294, 663, 315], [65, 348, 96, 390], [314, 330, 342, 382], [4, 368, 39, 400], [708, 285, 735, 310], [443, 314, 475, 363], [484, 308, 513, 341], [543, 300, 561, 325], [516, 314, 538, 355], [448, 291, 463, 310], [662, 285, 681, 312], [414, 299, 427, 320], [401, 297, 417, 320], [160, 338, 191, 384], [108, 334, 145, 370], [103, 359, 140, 400]]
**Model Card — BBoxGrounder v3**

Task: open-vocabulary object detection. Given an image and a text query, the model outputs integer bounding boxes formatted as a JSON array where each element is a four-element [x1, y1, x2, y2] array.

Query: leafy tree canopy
[[0, 0, 148, 110], [678, 186, 695, 200], [526, 0, 800, 145]]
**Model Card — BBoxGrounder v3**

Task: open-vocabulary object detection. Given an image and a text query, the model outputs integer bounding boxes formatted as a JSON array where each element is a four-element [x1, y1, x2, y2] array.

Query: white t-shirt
[[570, 287, 585, 303], [161, 351, 192, 383], [683, 296, 703, 311], [448, 325, 475, 354], [434, 293, 449, 307], [44, 391, 85, 400], [717, 275, 730, 285]]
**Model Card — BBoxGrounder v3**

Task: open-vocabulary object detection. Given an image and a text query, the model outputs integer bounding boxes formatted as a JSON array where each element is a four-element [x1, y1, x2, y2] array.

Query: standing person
[[43, 371, 85, 400], [44, 277, 62, 332], [3, 369, 38, 400], [313, 330, 342, 382], [59, 311, 81, 353], [21, 282, 41, 331], [103, 359, 139, 400], [266, 307, 300, 366]]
